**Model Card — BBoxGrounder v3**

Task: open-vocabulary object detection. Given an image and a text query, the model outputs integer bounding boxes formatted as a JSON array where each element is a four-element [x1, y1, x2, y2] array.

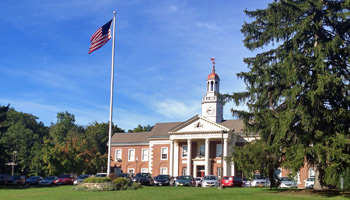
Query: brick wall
[[152, 144, 170, 176], [111, 145, 149, 174]]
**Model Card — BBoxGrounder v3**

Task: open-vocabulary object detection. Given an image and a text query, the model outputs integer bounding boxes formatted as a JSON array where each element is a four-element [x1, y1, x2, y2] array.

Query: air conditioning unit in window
[[117, 159, 122, 162]]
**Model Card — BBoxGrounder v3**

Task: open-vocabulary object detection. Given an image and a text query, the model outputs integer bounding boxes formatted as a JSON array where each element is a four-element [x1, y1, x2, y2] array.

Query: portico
[[168, 115, 232, 177]]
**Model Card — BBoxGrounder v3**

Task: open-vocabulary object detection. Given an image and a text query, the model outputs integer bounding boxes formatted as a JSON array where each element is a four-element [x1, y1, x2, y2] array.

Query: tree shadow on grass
[[268, 188, 350, 198]]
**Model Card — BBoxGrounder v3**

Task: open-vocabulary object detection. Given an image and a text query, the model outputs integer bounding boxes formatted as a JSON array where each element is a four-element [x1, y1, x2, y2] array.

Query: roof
[[111, 122, 181, 144], [220, 120, 244, 134], [111, 119, 244, 144], [207, 68, 220, 80]]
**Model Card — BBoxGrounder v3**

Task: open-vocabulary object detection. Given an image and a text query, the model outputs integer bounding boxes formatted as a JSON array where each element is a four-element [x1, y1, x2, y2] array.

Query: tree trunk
[[313, 164, 327, 190]]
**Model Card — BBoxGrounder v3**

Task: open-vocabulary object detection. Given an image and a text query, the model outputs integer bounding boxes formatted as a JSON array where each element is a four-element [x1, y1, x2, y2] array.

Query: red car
[[221, 176, 243, 188], [54, 174, 73, 185]]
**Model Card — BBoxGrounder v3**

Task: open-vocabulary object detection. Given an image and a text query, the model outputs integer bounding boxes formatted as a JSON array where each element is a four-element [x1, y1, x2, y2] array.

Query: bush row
[[73, 178, 142, 192]]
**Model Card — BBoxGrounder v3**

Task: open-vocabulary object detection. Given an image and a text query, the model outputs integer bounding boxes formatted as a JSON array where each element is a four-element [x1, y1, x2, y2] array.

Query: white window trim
[[216, 144, 222, 158], [198, 144, 205, 157], [182, 145, 188, 158], [141, 148, 148, 161], [127, 168, 135, 175], [160, 167, 168, 175], [141, 168, 148, 173], [161, 147, 168, 160], [128, 149, 135, 161], [115, 149, 122, 161]]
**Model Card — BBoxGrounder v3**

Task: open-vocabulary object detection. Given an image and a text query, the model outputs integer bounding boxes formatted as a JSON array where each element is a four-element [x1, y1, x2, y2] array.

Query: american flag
[[89, 19, 112, 54]]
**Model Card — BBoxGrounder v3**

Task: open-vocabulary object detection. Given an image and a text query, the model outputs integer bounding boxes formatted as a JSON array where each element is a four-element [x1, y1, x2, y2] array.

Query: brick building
[[110, 63, 315, 188]]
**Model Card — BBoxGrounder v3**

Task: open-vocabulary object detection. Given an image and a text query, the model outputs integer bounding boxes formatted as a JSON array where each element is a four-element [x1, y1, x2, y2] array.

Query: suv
[[0, 174, 10, 185], [222, 176, 243, 188], [7, 175, 25, 185], [132, 173, 153, 185]]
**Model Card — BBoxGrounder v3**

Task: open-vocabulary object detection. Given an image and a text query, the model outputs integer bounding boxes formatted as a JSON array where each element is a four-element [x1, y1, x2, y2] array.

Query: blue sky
[[0, 0, 272, 130]]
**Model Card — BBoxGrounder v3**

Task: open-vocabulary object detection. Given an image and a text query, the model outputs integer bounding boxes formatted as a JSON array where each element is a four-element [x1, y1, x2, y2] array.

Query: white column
[[231, 162, 235, 176], [169, 140, 173, 176], [173, 141, 179, 176], [223, 138, 228, 176], [187, 139, 192, 175], [205, 139, 210, 175]]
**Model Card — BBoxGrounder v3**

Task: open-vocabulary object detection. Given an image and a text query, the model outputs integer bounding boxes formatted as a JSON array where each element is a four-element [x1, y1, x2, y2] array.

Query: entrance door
[[197, 166, 205, 177]]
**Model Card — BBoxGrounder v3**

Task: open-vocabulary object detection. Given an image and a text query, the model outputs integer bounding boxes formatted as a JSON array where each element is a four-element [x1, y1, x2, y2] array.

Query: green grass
[[0, 186, 349, 200]]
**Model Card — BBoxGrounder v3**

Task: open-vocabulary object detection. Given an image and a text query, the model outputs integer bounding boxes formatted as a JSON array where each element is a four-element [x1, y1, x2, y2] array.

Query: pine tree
[[225, 0, 350, 190]]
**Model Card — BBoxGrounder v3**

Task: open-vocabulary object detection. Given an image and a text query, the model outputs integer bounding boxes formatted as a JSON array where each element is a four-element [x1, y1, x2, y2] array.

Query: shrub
[[337, 168, 350, 190], [83, 177, 111, 183], [113, 178, 128, 190], [130, 182, 142, 190]]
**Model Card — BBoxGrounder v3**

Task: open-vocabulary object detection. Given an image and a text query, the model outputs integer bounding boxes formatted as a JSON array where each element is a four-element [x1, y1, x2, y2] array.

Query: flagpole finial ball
[[113, 11, 116, 14]]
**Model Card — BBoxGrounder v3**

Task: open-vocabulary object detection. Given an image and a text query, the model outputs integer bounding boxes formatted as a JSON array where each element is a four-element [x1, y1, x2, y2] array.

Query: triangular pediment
[[169, 115, 230, 134]]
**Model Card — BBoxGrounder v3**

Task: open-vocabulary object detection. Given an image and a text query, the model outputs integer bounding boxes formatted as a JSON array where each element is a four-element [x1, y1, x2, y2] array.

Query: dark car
[[54, 174, 73, 185], [174, 175, 195, 187], [0, 174, 10, 185], [25, 176, 43, 186], [132, 173, 153, 186], [7, 175, 25, 185], [222, 176, 243, 188], [154, 175, 171, 186]]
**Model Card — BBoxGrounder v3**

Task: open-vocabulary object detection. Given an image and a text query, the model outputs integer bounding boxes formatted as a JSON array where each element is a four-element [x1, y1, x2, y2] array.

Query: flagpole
[[107, 11, 116, 177]]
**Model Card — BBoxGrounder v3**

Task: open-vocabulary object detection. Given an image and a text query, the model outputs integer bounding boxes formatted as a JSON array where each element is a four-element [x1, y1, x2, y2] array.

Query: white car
[[279, 177, 297, 188], [251, 178, 270, 187], [201, 175, 219, 187], [304, 177, 314, 189]]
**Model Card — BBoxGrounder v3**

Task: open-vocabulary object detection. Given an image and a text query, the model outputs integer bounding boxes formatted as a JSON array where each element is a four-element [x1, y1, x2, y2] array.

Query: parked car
[[132, 173, 154, 186], [73, 174, 91, 185], [195, 177, 203, 187], [7, 175, 25, 185], [116, 173, 132, 181], [39, 176, 58, 186], [95, 173, 107, 177], [25, 176, 43, 185], [242, 179, 251, 187], [0, 174, 10, 185], [54, 174, 73, 185], [279, 177, 297, 188], [202, 175, 219, 187], [153, 175, 171, 186], [251, 178, 270, 187], [174, 175, 195, 187], [221, 176, 243, 188], [304, 177, 314, 189]]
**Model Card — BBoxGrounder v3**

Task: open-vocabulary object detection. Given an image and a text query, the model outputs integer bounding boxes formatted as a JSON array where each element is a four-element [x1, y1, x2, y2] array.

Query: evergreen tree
[[224, 0, 350, 190]]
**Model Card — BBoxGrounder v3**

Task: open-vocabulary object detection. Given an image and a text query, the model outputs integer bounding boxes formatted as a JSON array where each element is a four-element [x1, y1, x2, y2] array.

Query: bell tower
[[201, 58, 223, 123]]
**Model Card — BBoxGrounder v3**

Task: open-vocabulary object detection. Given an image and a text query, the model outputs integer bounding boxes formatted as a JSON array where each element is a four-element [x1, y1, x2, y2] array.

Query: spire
[[208, 58, 220, 80]]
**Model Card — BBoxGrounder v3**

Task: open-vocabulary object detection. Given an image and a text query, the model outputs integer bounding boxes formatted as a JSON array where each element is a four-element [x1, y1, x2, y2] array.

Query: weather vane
[[210, 58, 217, 70]]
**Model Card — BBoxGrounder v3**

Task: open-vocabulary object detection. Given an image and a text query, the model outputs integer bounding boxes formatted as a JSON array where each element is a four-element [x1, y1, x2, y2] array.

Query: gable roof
[[111, 119, 244, 145]]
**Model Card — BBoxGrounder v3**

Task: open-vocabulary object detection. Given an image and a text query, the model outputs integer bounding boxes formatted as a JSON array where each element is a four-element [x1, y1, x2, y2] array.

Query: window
[[309, 168, 315, 177], [141, 149, 148, 161], [160, 167, 168, 175], [161, 147, 168, 160], [141, 168, 148, 173], [216, 144, 222, 157], [182, 145, 188, 158], [115, 149, 122, 161], [182, 167, 187, 175], [127, 168, 134, 176], [128, 149, 135, 161], [217, 167, 222, 178], [199, 145, 205, 157]]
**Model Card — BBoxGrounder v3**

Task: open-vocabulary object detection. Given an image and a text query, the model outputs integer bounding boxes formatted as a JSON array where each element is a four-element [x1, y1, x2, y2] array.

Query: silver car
[[251, 178, 270, 187], [279, 177, 297, 188], [73, 174, 91, 185], [201, 175, 219, 187], [39, 176, 58, 186]]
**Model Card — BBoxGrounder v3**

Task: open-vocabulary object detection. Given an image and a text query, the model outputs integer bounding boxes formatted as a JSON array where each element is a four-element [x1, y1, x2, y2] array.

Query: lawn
[[0, 186, 349, 200]]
